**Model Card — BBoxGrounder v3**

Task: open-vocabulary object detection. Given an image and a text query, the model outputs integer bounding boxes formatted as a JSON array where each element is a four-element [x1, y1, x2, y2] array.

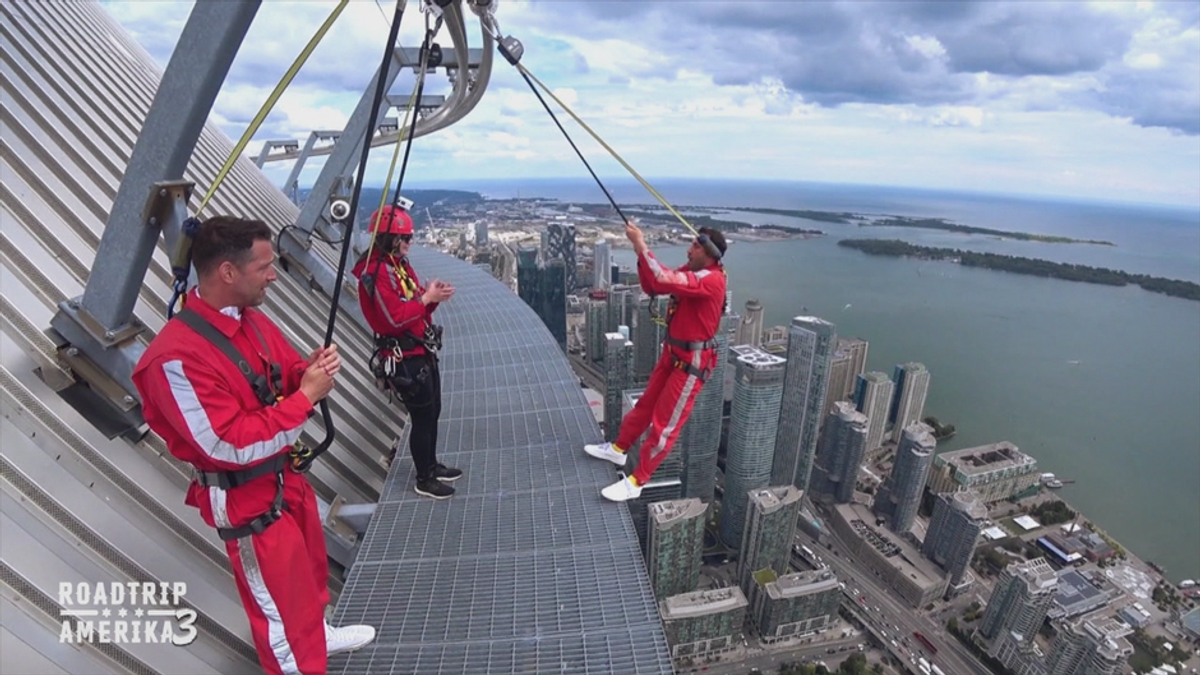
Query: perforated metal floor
[[330, 248, 674, 674]]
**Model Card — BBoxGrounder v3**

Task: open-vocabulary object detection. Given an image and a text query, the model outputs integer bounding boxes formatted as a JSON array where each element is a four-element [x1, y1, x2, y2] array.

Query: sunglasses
[[398, 234, 413, 243]]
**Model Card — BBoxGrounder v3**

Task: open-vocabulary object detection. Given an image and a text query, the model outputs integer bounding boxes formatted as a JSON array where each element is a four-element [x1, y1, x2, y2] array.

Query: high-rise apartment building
[[978, 559, 1058, 664], [876, 423, 936, 533], [545, 222, 576, 292], [720, 347, 787, 549], [854, 371, 895, 454], [1045, 613, 1132, 675], [474, 220, 488, 246], [585, 294, 608, 364], [679, 312, 738, 501], [736, 299, 764, 346], [593, 238, 610, 289], [822, 337, 870, 414], [647, 499, 707, 598], [923, 490, 987, 590], [736, 485, 804, 594], [603, 332, 634, 442], [659, 587, 749, 662], [516, 247, 567, 349], [751, 568, 842, 643], [808, 401, 868, 504], [889, 362, 931, 442], [633, 294, 669, 385], [771, 316, 837, 491]]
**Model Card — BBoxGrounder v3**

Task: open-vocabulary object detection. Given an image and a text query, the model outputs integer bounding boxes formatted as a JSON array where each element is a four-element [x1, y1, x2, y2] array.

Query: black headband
[[698, 233, 723, 260]]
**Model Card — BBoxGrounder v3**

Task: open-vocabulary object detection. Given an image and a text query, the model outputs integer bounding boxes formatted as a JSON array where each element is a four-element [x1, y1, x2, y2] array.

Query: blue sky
[[105, 1, 1200, 208]]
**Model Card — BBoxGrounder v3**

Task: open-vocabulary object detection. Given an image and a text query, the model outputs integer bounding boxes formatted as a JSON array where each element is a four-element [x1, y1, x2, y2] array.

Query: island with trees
[[863, 216, 1115, 245], [837, 238, 1200, 302]]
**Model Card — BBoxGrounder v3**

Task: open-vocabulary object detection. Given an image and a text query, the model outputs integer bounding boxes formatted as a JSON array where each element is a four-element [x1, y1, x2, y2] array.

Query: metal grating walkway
[[330, 248, 674, 674]]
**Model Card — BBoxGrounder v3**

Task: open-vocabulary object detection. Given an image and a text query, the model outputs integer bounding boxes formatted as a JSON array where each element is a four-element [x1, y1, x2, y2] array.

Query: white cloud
[[101, 0, 1200, 208]]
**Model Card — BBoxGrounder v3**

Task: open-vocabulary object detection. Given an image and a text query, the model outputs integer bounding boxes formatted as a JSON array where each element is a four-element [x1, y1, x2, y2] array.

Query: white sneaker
[[601, 475, 642, 502], [583, 441, 627, 467], [326, 621, 376, 655]]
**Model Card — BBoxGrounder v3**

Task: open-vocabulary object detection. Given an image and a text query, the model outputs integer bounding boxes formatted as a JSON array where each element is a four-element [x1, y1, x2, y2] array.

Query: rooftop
[[749, 485, 804, 513], [948, 491, 989, 519], [650, 499, 709, 527], [768, 570, 841, 599], [660, 587, 750, 619], [732, 346, 787, 368], [937, 442, 1035, 473], [1056, 570, 1105, 608], [835, 503, 946, 586]]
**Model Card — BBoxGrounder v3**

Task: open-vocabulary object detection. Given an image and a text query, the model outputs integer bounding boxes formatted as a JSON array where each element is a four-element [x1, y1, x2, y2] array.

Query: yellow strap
[[516, 63, 699, 237], [196, 0, 350, 216]]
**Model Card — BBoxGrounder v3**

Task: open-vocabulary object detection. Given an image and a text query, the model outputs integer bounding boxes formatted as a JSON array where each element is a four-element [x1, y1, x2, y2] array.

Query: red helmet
[[369, 204, 414, 236]]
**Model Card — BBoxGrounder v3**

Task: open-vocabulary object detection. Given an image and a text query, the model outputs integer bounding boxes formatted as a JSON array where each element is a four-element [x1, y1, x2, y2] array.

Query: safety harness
[[174, 307, 293, 541]]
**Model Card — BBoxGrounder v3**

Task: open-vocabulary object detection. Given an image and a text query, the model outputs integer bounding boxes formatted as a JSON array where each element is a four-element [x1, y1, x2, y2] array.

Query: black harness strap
[[216, 471, 289, 541], [665, 335, 717, 352], [174, 308, 291, 539]]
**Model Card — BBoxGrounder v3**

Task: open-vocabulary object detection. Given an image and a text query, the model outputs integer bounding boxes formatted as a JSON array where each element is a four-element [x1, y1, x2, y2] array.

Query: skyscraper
[[603, 332, 634, 442], [854, 371, 895, 454], [545, 222, 577, 292], [808, 401, 868, 504], [839, 338, 869, 398], [474, 220, 488, 246], [593, 238, 611, 290], [736, 485, 804, 594], [875, 422, 936, 533], [771, 316, 837, 491], [633, 294, 668, 385], [922, 490, 987, 590], [540, 258, 567, 350], [751, 568, 842, 643], [647, 499, 708, 598], [679, 312, 738, 501], [585, 294, 608, 364], [736, 299, 764, 346], [823, 349, 853, 416], [889, 362, 931, 443], [978, 559, 1058, 661], [1044, 613, 1133, 675], [606, 284, 637, 334], [720, 346, 787, 549]]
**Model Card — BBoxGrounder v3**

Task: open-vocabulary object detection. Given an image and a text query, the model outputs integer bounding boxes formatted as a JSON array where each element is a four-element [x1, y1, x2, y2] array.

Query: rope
[[362, 13, 440, 270], [294, 0, 408, 473], [196, 0, 349, 216], [167, 0, 349, 318], [505, 56, 698, 237]]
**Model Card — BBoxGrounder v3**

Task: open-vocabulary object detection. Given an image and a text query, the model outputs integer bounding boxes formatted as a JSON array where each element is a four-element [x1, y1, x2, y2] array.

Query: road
[[568, 353, 605, 392], [689, 636, 865, 675], [796, 529, 991, 675]]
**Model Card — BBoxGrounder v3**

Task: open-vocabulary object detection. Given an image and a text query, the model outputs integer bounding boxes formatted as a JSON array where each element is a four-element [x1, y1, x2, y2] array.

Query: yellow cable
[[196, 0, 350, 216], [516, 63, 699, 237]]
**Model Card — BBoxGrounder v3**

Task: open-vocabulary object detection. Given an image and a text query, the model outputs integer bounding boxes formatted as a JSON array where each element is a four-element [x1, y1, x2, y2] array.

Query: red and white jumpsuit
[[132, 290, 328, 675], [616, 250, 726, 485]]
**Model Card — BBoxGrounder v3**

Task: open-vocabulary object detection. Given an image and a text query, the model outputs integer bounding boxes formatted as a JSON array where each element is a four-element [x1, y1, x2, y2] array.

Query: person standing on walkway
[[583, 221, 727, 501], [353, 204, 461, 500], [133, 216, 376, 674]]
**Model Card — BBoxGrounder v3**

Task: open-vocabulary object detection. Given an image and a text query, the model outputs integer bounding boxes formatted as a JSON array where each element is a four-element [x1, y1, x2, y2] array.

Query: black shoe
[[415, 476, 454, 500], [432, 463, 463, 483]]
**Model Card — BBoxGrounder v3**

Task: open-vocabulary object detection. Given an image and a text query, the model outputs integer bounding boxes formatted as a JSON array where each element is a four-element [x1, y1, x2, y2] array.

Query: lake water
[[425, 177, 1200, 582]]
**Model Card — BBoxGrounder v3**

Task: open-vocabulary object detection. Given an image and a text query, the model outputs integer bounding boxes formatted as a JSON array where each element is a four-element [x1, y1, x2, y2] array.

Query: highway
[[794, 528, 991, 675], [693, 636, 865, 675]]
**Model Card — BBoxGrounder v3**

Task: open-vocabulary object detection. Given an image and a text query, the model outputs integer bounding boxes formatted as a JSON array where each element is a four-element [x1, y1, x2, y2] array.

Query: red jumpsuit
[[132, 290, 328, 675], [616, 250, 726, 484]]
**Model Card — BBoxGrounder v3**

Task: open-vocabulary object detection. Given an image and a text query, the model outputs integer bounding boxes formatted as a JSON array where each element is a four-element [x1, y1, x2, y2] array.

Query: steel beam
[[50, 1, 260, 413]]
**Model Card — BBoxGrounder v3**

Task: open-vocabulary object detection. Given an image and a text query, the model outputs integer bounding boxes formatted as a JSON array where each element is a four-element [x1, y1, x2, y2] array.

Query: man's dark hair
[[192, 216, 273, 275], [698, 226, 727, 258]]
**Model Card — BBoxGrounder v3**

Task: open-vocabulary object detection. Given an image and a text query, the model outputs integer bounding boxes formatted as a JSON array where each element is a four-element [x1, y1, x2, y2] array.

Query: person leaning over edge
[[583, 220, 728, 502], [353, 204, 462, 500], [132, 216, 376, 675]]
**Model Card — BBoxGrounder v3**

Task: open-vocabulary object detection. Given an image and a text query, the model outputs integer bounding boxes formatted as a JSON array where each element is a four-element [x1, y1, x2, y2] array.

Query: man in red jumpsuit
[[352, 205, 460, 499], [584, 221, 727, 501], [133, 216, 376, 674]]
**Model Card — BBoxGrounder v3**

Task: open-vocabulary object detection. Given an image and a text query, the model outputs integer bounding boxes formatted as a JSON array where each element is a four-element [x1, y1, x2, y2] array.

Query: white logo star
[[101, 608, 111, 618], [135, 608, 145, 618], [118, 608, 128, 618]]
